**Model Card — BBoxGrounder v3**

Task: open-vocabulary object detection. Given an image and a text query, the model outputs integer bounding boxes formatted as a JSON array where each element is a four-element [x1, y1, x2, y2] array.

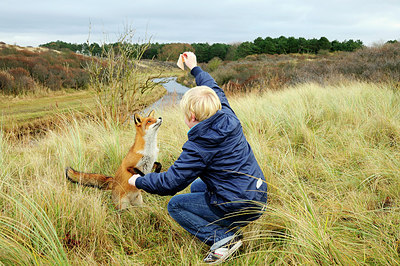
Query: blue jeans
[[167, 179, 266, 246]]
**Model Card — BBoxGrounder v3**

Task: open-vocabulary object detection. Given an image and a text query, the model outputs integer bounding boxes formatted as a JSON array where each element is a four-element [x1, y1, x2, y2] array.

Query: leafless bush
[[86, 26, 159, 124], [0, 70, 14, 93]]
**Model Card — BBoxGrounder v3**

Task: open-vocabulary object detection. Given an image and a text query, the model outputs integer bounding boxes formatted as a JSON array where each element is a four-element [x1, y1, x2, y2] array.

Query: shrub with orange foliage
[[6, 67, 35, 93], [0, 70, 14, 93], [8, 67, 30, 78], [0, 46, 90, 94]]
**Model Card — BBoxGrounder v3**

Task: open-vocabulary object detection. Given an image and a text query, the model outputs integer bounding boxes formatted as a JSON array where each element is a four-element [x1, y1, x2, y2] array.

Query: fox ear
[[148, 110, 155, 117], [134, 113, 142, 125]]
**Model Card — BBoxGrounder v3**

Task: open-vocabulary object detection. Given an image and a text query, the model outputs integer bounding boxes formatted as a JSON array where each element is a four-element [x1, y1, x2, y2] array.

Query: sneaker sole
[[209, 240, 243, 264]]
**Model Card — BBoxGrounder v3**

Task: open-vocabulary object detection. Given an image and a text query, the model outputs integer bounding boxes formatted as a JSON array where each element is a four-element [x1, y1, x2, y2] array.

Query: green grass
[[0, 81, 399, 264], [0, 90, 96, 125], [0, 83, 167, 137]]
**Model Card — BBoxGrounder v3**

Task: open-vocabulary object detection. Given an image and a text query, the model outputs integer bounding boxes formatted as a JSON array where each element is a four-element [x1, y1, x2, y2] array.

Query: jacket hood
[[188, 110, 240, 146]]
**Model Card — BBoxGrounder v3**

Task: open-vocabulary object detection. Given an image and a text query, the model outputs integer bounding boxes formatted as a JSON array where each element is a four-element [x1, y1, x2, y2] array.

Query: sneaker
[[203, 238, 243, 264]]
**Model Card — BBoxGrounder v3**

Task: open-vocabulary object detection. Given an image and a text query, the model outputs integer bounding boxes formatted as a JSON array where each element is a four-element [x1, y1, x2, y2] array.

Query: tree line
[[40, 36, 367, 63]]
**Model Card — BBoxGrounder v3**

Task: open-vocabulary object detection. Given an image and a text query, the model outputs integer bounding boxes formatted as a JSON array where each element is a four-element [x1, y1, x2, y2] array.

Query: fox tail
[[65, 167, 113, 190]]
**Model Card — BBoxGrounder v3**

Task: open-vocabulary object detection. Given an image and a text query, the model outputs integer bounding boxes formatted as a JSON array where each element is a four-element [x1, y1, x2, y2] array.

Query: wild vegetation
[[0, 80, 399, 264], [0, 42, 174, 96], [0, 38, 399, 264], [177, 42, 400, 93], [0, 40, 177, 139], [1, 39, 396, 97], [0, 43, 90, 94]]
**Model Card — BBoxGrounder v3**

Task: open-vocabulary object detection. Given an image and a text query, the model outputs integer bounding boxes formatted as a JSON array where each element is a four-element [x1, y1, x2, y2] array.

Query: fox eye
[[147, 121, 151, 123]]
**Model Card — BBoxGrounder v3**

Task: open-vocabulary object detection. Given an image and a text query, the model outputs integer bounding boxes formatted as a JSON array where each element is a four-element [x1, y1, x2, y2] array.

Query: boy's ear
[[191, 112, 197, 122], [134, 113, 142, 125], [148, 110, 155, 118]]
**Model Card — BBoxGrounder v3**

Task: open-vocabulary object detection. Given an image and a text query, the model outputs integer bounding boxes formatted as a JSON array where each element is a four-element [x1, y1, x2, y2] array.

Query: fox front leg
[[127, 167, 145, 177], [126, 163, 161, 177], [153, 162, 162, 173]]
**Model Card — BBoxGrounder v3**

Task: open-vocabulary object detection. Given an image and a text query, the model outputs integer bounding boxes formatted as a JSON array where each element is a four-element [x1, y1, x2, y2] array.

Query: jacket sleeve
[[191, 66, 235, 115], [135, 141, 206, 196]]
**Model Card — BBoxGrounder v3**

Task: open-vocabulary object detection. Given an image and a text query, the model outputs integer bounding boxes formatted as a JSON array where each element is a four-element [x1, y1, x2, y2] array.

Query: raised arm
[[182, 52, 235, 115]]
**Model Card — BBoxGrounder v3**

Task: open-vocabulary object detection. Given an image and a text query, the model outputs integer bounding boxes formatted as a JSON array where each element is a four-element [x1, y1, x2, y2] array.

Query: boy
[[129, 52, 267, 264]]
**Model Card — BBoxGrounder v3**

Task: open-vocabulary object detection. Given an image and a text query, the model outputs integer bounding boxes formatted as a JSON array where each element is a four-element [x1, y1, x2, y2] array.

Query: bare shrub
[[7, 68, 36, 93], [0, 70, 14, 93], [32, 63, 49, 83], [72, 69, 89, 89], [212, 64, 237, 85], [86, 26, 159, 124], [334, 43, 400, 82], [46, 72, 62, 90], [14, 75, 36, 92], [206, 57, 222, 72], [8, 67, 30, 78]]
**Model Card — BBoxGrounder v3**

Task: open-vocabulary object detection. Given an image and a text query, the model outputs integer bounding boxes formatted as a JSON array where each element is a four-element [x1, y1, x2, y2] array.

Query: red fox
[[65, 110, 162, 209]]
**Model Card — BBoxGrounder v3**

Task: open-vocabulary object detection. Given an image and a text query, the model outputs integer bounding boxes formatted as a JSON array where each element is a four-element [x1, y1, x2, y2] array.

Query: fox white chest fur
[[137, 131, 159, 174]]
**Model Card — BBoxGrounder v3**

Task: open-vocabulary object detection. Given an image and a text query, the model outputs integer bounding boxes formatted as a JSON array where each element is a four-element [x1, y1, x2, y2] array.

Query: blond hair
[[180, 86, 222, 122]]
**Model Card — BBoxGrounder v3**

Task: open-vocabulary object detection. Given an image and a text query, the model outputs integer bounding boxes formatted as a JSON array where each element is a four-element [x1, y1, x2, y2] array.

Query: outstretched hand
[[128, 174, 140, 187], [179, 52, 197, 70]]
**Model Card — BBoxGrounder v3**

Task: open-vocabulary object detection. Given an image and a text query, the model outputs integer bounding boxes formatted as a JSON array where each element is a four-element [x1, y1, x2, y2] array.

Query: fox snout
[[154, 117, 162, 128]]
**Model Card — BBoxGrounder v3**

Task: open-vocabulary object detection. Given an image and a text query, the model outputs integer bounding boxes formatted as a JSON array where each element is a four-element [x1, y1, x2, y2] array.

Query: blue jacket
[[135, 66, 267, 213]]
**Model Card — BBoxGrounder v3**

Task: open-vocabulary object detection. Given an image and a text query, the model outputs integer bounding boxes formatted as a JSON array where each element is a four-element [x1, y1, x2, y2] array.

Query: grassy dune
[[0, 90, 96, 126], [0, 82, 167, 139], [0, 81, 399, 265]]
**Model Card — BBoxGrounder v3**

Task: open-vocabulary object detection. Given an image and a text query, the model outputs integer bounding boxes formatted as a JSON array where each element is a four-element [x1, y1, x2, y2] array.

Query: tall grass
[[232, 82, 400, 264], [0, 81, 399, 264]]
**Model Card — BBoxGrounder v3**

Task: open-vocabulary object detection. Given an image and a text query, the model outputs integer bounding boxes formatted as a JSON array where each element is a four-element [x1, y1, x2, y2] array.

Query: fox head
[[134, 110, 162, 137]]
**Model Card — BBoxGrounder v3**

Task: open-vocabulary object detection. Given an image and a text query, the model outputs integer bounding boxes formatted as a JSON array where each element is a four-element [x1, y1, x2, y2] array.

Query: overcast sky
[[1, 0, 399, 47]]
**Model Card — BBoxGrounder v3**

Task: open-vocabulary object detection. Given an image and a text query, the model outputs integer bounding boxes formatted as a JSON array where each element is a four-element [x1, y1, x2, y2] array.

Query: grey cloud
[[0, 0, 399, 47]]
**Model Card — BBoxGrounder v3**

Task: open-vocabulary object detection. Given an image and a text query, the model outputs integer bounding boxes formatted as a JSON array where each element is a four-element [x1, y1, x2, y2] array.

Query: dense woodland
[[40, 36, 367, 62]]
